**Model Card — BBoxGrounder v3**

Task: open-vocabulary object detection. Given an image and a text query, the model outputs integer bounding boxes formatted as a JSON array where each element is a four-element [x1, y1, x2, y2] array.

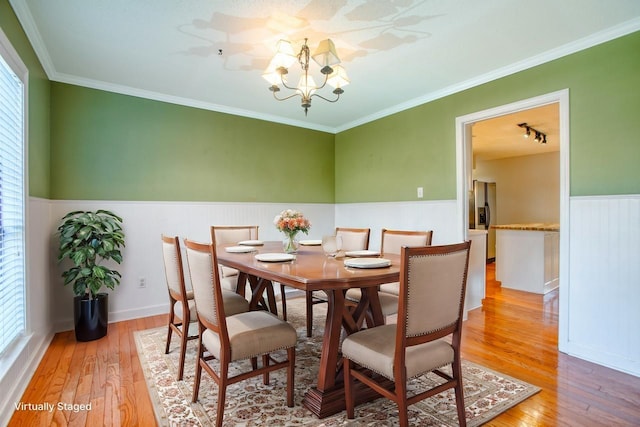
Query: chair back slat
[[404, 245, 470, 337], [185, 240, 223, 330], [161, 235, 187, 299], [381, 229, 433, 255], [212, 226, 258, 244], [336, 227, 370, 251]]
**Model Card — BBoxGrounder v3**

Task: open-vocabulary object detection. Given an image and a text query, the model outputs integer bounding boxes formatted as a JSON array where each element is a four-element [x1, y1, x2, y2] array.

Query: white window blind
[[0, 47, 25, 355]]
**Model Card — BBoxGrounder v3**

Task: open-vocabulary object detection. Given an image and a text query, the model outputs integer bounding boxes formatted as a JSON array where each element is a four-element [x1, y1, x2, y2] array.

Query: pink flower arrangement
[[273, 209, 311, 235]]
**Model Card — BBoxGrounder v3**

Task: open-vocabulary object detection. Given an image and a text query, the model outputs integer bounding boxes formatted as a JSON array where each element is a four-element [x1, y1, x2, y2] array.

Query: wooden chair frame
[[343, 242, 471, 427], [161, 234, 198, 381], [185, 238, 295, 427], [346, 228, 433, 326], [380, 228, 433, 255]]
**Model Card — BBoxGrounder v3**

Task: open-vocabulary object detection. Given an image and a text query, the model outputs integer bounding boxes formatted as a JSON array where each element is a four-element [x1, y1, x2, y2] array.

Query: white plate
[[344, 258, 391, 269], [238, 240, 264, 246], [345, 250, 380, 258], [225, 245, 256, 253], [255, 253, 296, 262], [299, 239, 322, 246]]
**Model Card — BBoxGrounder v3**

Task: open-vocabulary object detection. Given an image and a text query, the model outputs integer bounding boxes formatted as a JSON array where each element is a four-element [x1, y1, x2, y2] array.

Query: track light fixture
[[517, 123, 547, 144]]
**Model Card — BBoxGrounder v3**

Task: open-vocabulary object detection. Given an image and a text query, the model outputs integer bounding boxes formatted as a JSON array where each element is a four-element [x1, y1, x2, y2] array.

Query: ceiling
[[472, 103, 559, 161], [9, 0, 640, 134]]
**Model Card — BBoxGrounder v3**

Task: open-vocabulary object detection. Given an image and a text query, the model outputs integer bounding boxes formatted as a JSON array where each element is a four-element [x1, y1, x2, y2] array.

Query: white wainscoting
[[335, 200, 460, 250], [48, 200, 336, 332], [565, 195, 640, 377], [19, 193, 640, 414]]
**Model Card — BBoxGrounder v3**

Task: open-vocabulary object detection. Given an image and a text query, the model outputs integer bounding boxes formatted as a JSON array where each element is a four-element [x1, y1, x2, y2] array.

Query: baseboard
[[54, 303, 170, 333], [564, 341, 640, 378]]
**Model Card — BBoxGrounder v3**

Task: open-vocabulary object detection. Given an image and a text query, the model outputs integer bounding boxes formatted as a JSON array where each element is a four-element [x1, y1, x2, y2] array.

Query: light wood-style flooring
[[9, 264, 640, 426]]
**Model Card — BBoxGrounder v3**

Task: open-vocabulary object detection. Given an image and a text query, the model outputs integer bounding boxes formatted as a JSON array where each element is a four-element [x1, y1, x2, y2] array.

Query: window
[[0, 30, 26, 356]]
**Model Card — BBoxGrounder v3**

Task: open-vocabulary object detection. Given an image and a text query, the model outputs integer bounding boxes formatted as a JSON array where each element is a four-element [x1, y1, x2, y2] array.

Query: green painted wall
[[4, 0, 639, 204], [1, 0, 50, 198], [50, 84, 334, 202], [336, 31, 640, 202]]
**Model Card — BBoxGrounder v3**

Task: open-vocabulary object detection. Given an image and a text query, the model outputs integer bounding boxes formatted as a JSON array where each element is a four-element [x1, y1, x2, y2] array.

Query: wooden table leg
[[302, 288, 387, 418], [361, 287, 385, 327], [235, 272, 248, 298], [236, 273, 277, 315]]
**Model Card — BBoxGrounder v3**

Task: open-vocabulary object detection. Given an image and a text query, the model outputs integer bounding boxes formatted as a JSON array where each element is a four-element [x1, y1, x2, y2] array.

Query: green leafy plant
[[57, 210, 125, 299]]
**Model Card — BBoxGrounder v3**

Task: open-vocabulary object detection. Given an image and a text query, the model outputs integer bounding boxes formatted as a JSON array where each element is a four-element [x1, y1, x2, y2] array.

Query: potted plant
[[57, 210, 125, 341]]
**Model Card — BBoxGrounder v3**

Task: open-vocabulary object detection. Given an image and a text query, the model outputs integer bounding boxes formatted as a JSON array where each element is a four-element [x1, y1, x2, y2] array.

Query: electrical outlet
[[417, 187, 424, 198], [139, 277, 146, 288]]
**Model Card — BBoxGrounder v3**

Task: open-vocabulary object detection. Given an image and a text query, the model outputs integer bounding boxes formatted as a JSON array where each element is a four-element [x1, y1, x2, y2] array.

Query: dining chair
[[342, 241, 471, 427], [299, 227, 371, 337], [378, 228, 433, 297], [184, 238, 297, 427], [211, 225, 284, 318], [161, 234, 249, 381], [345, 228, 433, 321]]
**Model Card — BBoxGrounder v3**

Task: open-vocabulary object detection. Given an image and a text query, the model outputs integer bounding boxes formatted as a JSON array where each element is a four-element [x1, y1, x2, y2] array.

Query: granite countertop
[[491, 223, 560, 231]]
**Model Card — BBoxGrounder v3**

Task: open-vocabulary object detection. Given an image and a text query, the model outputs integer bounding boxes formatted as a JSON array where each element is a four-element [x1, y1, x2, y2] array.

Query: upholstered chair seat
[[201, 311, 297, 361], [345, 288, 400, 318], [162, 235, 250, 381], [342, 324, 454, 380], [185, 235, 297, 427], [342, 242, 471, 427], [378, 282, 399, 295]]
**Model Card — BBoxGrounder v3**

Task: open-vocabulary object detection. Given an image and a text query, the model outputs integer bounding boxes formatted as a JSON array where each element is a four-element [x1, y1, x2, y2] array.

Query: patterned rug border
[[135, 300, 540, 426]]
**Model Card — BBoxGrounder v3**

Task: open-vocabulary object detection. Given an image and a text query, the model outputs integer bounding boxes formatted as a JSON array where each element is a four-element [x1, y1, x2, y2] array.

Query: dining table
[[216, 240, 401, 418]]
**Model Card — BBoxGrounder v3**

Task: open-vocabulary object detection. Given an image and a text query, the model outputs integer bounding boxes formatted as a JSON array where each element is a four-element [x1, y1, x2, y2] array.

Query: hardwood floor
[[9, 316, 165, 426], [462, 264, 640, 426], [9, 265, 640, 426]]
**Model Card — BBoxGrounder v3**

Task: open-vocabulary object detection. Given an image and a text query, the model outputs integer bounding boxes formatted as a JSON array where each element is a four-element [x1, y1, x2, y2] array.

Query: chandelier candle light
[[263, 38, 349, 115], [274, 209, 311, 253]]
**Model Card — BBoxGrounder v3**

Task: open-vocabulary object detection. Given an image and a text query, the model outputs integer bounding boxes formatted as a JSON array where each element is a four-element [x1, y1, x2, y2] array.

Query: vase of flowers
[[274, 209, 311, 253]]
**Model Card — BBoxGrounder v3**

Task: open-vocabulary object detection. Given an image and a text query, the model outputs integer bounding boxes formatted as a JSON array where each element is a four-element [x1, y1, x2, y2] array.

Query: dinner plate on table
[[344, 257, 391, 269], [255, 253, 296, 262], [344, 250, 380, 258], [299, 239, 322, 246], [238, 240, 263, 246], [225, 245, 256, 253]]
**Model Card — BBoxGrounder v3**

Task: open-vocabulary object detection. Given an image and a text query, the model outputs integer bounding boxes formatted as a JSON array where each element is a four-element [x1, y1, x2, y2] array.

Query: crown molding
[[335, 17, 640, 133]]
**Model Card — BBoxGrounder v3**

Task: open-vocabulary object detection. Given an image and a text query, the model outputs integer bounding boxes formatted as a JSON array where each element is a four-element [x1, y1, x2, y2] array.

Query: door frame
[[455, 89, 570, 351]]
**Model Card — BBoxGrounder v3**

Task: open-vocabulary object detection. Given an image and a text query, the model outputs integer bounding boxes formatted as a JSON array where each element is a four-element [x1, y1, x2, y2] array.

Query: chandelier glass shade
[[262, 38, 349, 115]]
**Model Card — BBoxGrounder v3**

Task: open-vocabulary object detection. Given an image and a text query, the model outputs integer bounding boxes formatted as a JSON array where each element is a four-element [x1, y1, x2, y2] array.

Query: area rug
[[135, 297, 539, 426]]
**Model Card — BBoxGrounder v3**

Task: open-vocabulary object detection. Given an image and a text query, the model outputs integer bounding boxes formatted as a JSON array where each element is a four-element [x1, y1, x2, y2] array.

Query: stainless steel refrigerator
[[468, 180, 497, 262]]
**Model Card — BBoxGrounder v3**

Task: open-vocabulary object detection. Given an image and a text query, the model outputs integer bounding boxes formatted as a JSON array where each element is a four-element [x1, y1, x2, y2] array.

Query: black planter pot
[[74, 293, 108, 341]]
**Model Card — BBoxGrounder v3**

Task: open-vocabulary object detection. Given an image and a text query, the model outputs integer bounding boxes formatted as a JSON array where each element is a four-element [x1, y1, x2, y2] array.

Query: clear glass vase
[[283, 232, 299, 253]]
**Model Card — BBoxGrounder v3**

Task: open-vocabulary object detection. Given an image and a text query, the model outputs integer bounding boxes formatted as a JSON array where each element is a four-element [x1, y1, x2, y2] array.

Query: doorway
[[455, 89, 570, 351]]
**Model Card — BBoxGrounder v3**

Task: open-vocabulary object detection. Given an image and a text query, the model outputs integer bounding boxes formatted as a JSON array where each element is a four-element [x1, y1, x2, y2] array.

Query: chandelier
[[262, 38, 350, 115]]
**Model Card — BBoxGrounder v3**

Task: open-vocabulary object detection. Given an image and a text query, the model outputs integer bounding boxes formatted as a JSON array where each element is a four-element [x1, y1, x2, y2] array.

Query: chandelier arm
[[313, 73, 330, 91], [279, 80, 300, 91], [310, 92, 341, 103], [272, 91, 303, 102]]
